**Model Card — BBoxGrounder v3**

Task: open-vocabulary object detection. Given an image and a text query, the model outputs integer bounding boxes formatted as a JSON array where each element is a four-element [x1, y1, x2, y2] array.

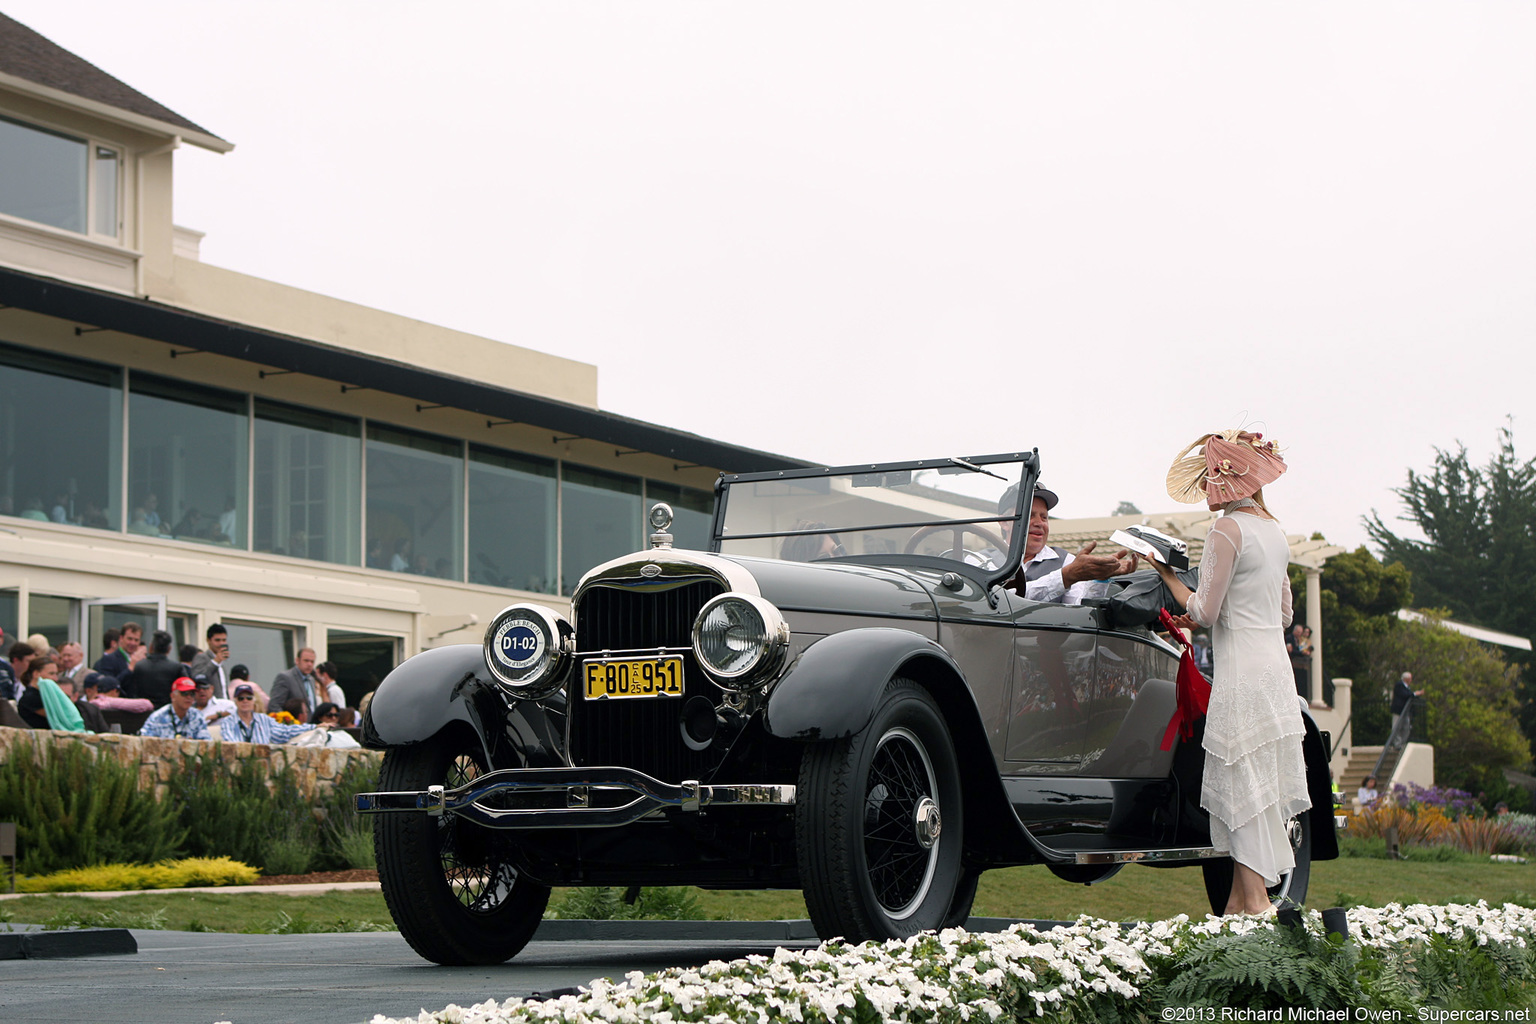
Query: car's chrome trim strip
[[357, 766, 795, 830], [1070, 846, 1220, 865]]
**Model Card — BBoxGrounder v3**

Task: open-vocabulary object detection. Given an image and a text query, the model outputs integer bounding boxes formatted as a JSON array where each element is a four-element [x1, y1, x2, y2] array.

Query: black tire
[[1201, 810, 1311, 915], [374, 731, 550, 965], [796, 678, 965, 942]]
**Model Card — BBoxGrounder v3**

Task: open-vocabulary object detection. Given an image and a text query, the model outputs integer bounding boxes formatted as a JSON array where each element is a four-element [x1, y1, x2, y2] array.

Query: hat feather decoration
[[1166, 429, 1286, 504]]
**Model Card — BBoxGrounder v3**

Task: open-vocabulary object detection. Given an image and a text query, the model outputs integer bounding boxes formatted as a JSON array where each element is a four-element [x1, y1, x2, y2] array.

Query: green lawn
[[3, 845, 1532, 934]]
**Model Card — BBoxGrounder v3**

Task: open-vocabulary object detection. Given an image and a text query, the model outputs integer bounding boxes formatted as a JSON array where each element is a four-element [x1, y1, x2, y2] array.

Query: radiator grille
[[570, 580, 724, 782]]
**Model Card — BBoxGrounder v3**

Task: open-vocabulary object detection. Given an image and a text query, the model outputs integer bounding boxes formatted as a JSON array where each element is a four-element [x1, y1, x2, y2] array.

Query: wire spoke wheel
[[797, 678, 965, 942], [376, 733, 549, 965], [863, 726, 940, 917]]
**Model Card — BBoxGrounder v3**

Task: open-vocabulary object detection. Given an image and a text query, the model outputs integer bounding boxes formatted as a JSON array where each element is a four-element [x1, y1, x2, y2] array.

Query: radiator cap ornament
[[648, 503, 674, 550]]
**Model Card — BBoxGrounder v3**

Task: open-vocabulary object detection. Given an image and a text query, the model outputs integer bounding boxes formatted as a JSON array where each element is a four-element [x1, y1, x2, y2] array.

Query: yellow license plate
[[583, 656, 685, 700]]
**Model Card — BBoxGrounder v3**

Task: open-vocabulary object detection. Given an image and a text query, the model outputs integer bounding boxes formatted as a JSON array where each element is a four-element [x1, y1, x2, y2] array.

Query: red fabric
[[1158, 608, 1212, 751]]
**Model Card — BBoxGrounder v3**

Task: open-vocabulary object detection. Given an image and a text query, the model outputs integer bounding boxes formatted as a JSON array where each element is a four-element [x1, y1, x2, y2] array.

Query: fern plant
[[1163, 924, 1364, 1010]]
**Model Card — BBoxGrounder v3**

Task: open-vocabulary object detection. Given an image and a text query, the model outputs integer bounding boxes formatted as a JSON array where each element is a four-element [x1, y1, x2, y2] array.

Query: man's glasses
[[235, 694, 255, 700]]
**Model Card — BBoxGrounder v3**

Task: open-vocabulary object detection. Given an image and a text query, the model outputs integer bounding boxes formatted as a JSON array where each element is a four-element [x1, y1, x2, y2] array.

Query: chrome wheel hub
[[913, 797, 941, 849]]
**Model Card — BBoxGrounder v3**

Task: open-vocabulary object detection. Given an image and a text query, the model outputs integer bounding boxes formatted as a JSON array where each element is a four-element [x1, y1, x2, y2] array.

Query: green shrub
[[548, 885, 705, 920], [313, 758, 379, 871], [0, 741, 184, 875], [261, 816, 315, 876], [167, 750, 280, 867]]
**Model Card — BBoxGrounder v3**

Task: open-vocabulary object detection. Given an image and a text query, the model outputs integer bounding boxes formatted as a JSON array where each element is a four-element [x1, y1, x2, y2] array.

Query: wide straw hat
[[1166, 429, 1286, 504]]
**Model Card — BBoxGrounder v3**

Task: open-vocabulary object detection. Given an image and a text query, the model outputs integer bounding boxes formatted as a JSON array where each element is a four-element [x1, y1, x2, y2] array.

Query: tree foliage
[[1290, 545, 1412, 718], [1365, 424, 1536, 734], [1360, 613, 1529, 791]]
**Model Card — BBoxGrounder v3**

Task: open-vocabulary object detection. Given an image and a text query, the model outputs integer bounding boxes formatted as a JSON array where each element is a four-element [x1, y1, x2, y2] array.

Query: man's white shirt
[[1020, 547, 1111, 606]]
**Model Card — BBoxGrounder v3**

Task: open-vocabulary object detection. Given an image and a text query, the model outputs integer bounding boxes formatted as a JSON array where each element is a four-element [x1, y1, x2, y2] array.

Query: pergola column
[[1306, 566, 1323, 706]]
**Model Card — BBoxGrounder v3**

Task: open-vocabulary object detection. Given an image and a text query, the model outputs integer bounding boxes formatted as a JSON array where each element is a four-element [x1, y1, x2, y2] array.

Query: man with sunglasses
[[220, 683, 315, 745]]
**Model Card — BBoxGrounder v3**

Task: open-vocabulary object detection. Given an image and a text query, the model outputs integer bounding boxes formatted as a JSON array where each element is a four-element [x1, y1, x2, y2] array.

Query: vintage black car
[[358, 452, 1337, 965]]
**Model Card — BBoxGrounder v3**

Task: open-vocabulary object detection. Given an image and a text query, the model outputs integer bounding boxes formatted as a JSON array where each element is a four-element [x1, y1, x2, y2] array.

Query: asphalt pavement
[[0, 926, 825, 1024]]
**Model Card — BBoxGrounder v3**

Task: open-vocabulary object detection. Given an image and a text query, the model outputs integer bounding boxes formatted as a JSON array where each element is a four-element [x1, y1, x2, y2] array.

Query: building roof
[[0, 264, 816, 476], [0, 12, 229, 150]]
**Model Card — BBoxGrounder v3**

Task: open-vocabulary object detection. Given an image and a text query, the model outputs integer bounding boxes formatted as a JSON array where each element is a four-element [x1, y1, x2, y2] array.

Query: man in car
[[992, 484, 1138, 605]]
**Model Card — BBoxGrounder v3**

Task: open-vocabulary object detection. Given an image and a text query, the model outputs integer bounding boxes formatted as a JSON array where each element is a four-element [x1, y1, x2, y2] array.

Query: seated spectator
[[56, 676, 108, 733], [18, 496, 48, 521], [219, 683, 314, 744], [226, 663, 271, 710], [127, 507, 161, 536], [49, 491, 71, 524], [1357, 775, 1379, 806], [138, 677, 212, 740], [312, 702, 361, 748], [312, 702, 341, 727], [17, 658, 87, 731], [280, 697, 309, 724], [82, 671, 153, 713], [26, 632, 53, 657], [192, 676, 235, 725]]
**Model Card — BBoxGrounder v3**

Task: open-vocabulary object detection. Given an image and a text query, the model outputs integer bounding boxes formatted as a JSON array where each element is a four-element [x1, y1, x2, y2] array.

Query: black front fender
[[360, 644, 566, 770], [762, 627, 964, 742]]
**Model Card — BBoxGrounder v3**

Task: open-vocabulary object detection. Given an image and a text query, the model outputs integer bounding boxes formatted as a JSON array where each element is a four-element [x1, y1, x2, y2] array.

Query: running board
[[1070, 846, 1220, 866]]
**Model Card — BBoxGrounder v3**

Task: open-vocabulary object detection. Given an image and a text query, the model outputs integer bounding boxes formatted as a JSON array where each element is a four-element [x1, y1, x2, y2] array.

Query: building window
[[366, 424, 463, 579], [645, 481, 714, 550], [327, 629, 399, 707], [254, 400, 361, 564], [128, 373, 248, 547], [469, 445, 555, 593], [0, 341, 122, 530], [561, 465, 641, 594], [0, 116, 119, 238], [224, 621, 298, 697]]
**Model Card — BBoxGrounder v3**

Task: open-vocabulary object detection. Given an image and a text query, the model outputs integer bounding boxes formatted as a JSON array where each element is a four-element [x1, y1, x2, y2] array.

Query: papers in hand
[[1110, 525, 1190, 571]]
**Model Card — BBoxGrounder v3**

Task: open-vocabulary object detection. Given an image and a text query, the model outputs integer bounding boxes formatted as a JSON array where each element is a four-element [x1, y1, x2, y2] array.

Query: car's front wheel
[[374, 731, 550, 965], [796, 678, 965, 942]]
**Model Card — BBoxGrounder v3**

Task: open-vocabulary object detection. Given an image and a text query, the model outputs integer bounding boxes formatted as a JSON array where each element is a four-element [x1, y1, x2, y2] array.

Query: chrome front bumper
[[356, 765, 796, 830]]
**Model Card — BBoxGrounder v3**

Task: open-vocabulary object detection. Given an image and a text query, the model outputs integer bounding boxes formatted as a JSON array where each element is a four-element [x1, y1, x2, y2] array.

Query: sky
[[8, 2, 1534, 550]]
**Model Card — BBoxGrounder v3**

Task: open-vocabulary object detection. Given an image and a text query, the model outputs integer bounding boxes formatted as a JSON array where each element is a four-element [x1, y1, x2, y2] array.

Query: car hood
[[717, 553, 942, 623]]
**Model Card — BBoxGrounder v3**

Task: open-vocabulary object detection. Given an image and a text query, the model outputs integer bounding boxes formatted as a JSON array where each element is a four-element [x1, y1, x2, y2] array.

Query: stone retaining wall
[[0, 727, 381, 800]]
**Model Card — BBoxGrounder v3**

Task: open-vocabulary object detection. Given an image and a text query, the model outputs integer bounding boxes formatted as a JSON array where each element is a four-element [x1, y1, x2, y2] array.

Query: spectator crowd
[[0, 622, 365, 748]]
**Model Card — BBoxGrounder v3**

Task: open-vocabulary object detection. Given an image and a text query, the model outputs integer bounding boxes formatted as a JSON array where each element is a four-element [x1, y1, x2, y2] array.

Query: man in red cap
[[138, 677, 211, 740]]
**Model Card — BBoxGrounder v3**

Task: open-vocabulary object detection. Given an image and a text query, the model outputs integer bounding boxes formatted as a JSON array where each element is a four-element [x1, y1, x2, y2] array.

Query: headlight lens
[[692, 593, 789, 687], [484, 604, 573, 698]]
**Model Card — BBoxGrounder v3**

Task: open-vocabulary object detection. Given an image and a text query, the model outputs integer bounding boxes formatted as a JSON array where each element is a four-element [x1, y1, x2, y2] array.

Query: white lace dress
[[1186, 511, 1311, 885]]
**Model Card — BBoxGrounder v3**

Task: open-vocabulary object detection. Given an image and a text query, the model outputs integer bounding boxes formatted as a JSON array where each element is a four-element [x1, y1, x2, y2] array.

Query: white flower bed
[[369, 903, 1536, 1024]]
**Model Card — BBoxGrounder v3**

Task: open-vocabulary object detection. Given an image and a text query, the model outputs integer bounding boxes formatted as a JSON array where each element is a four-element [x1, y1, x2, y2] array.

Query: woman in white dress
[[1147, 429, 1311, 915]]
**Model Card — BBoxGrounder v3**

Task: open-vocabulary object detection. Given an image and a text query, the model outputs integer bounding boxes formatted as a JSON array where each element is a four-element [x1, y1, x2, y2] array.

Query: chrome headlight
[[484, 604, 573, 699], [691, 593, 789, 688]]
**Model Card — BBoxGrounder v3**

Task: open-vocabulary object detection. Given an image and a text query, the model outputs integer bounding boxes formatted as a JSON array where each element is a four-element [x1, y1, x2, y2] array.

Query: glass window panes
[[327, 630, 399, 707], [561, 466, 641, 594], [27, 594, 74, 651], [129, 374, 248, 547], [0, 341, 122, 531], [645, 481, 714, 551], [0, 116, 87, 233], [224, 621, 297, 696], [93, 146, 119, 236], [254, 400, 361, 564], [366, 425, 462, 579], [0, 590, 16, 643], [469, 445, 555, 593]]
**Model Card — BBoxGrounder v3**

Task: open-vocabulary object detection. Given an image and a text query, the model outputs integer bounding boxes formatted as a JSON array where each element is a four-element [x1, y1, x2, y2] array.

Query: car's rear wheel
[[796, 678, 964, 941], [374, 731, 550, 965], [1201, 809, 1312, 915]]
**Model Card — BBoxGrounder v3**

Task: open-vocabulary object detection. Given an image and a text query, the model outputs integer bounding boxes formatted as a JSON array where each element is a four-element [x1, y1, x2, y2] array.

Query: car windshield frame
[[711, 451, 1040, 590]]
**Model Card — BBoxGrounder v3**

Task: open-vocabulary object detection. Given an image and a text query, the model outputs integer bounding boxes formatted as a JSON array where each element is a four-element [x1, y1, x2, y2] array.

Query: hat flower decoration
[[1166, 429, 1286, 505]]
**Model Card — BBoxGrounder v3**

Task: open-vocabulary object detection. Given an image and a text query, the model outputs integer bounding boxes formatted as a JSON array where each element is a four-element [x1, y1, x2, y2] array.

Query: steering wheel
[[904, 523, 1008, 561]]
